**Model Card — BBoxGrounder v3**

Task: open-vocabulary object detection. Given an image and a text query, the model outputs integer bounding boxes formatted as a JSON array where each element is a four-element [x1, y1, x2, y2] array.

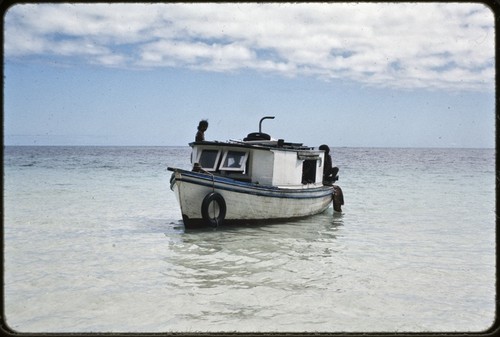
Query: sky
[[3, 2, 496, 148]]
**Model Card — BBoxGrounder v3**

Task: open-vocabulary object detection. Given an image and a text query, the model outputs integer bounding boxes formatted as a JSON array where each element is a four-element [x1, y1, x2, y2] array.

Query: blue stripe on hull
[[171, 169, 333, 199]]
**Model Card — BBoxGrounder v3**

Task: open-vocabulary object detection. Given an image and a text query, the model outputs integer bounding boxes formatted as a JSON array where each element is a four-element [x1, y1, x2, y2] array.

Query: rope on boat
[[195, 164, 220, 227], [205, 170, 218, 227]]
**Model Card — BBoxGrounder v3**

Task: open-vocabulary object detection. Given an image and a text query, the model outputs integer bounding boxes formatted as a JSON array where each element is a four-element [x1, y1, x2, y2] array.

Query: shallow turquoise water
[[3, 146, 496, 332]]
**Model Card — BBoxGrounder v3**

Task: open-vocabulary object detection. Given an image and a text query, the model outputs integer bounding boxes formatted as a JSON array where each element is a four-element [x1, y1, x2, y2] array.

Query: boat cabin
[[189, 139, 325, 187]]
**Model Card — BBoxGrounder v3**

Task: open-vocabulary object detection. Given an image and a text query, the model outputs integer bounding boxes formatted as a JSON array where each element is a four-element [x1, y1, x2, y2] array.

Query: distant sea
[[3, 146, 496, 332]]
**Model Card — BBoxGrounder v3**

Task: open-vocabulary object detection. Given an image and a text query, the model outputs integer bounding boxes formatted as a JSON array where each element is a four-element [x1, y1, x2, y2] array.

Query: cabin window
[[220, 150, 249, 172], [197, 149, 221, 171]]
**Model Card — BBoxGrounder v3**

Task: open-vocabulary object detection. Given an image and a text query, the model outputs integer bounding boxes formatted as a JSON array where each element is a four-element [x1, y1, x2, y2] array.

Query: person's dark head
[[198, 120, 209, 131], [319, 144, 330, 154]]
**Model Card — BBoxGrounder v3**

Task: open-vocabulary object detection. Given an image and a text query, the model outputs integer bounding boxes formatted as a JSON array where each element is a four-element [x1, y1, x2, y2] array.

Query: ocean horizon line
[[3, 144, 495, 150]]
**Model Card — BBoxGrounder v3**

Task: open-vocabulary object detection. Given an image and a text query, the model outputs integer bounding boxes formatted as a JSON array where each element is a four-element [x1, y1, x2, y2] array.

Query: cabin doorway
[[302, 159, 317, 184]]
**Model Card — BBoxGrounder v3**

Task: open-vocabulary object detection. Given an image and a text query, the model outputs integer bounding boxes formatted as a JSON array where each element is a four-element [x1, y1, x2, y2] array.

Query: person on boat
[[319, 144, 339, 184], [195, 120, 209, 142]]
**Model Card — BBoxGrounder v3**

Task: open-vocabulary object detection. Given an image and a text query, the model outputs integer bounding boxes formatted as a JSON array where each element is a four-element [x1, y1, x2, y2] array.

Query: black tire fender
[[201, 192, 226, 227]]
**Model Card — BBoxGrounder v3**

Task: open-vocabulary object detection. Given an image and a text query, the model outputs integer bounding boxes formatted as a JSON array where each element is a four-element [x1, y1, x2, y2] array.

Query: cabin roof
[[189, 140, 314, 152]]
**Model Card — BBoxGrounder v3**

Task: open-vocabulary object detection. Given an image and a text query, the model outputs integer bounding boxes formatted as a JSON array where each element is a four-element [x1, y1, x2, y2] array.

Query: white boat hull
[[169, 168, 335, 228]]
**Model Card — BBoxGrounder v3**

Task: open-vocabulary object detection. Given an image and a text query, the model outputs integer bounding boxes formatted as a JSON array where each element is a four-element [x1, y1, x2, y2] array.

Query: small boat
[[168, 116, 344, 228]]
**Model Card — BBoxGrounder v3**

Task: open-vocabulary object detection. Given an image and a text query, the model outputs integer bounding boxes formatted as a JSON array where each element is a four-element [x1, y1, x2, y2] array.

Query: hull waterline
[[169, 168, 335, 228]]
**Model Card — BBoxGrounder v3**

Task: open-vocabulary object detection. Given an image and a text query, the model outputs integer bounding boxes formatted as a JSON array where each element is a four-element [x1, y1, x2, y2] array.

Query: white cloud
[[138, 39, 254, 72], [4, 3, 494, 91]]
